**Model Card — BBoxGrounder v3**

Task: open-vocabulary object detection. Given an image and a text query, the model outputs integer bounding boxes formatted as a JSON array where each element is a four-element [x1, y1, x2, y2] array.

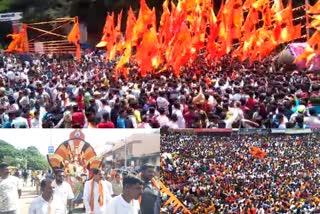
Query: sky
[[0, 129, 157, 156]]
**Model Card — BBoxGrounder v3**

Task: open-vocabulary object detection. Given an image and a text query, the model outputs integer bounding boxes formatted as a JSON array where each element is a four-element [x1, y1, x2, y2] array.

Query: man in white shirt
[[28, 179, 62, 214], [101, 171, 113, 197], [83, 168, 112, 214], [52, 169, 74, 214], [107, 175, 143, 214], [0, 162, 22, 214]]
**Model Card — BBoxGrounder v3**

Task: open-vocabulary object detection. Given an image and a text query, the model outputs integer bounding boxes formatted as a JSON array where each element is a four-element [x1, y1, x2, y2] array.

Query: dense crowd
[[0, 52, 320, 128], [161, 132, 320, 213]]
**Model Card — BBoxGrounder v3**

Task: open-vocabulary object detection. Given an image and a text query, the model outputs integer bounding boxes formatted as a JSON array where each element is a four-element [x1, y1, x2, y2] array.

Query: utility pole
[[124, 137, 127, 168]]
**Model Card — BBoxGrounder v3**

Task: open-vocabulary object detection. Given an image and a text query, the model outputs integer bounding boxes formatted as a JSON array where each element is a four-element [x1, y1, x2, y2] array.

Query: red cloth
[[76, 95, 85, 111], [72, 112, 85, 127], [246, 98, 257, 110], [201, 101, 212, 114], [96, 121, 115, 128]]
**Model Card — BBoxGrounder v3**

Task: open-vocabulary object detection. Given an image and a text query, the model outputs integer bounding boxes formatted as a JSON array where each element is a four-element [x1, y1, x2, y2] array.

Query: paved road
[[19, 184, 38, 213]]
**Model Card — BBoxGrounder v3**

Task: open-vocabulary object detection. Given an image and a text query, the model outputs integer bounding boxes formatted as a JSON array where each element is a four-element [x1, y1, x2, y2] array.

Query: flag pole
[[305, 0, 310, 40]]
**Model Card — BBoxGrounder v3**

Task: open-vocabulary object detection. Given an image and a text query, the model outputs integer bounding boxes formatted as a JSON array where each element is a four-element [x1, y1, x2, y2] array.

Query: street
[[19, 184, 38, 213]]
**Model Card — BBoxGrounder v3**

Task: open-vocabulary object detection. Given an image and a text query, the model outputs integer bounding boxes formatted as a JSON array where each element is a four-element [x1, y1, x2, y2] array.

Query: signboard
[[48, 146, 54, 154], [0, 12, 23, 22]]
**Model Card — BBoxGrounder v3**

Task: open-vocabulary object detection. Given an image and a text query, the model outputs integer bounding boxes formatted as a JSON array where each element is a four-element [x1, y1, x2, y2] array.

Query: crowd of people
[[161, 132, 320, 213], [0, 51, 320, 129], [0, 162, 160, 214]]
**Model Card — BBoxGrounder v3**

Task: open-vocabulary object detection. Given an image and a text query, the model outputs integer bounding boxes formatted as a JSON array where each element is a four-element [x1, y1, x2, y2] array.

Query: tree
[[0, 0, 11, 12], [0, 140, 19, 161], [0, 140, 49, 170], [22, 147, 49, 170]]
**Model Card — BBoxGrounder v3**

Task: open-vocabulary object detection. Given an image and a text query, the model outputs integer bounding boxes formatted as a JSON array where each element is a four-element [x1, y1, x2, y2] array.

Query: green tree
[[0, 140, 19, 161], [22, 147, 49, 170], [0, 0, 11, 12], [0, 140, 49, 170]]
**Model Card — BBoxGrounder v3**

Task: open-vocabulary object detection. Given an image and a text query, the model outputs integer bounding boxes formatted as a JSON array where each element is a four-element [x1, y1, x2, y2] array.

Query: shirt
[[96, 121, 115, 128], [104, 180, 114, 197], [28, 195, 62, 214], [140, 181, 159, 214], [107, 195, 141, 214], [83, 180, 112, 214], [116, 117, 126, 128], [52, 181, 74, 214], [0, 175, 22, 212], [111, 181, 123, 196]]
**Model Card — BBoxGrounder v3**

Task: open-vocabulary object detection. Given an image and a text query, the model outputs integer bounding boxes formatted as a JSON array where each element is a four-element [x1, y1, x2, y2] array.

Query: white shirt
[[28, 195, 62, 214], [0, 175, 22, 212], [31, 118, 41, 128], [107, 195, 140, 214], [156, 115, 170, 127], [52, 180, 74, 214], [104, 180, 114, 197], [83, 180, 113, 214], [156, 97, 169, 114], [172, 109, 186, 128]]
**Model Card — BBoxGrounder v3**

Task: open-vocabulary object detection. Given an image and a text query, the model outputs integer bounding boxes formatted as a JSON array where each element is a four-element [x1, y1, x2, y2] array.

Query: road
[[19, 184, 38, 213]]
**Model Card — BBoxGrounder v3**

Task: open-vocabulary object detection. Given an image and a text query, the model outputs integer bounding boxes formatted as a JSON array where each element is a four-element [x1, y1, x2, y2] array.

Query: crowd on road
[[0, 162, 160, 214], [161, 132, 320, 213], [1, 52, 320, 129]]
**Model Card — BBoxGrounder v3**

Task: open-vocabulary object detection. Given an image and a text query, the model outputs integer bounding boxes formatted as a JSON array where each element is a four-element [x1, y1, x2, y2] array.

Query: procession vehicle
[[47, 130, 102, 207]]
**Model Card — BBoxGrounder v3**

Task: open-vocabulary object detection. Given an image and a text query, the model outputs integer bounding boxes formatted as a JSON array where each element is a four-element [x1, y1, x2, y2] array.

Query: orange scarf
[[90, 179, 104, 212]]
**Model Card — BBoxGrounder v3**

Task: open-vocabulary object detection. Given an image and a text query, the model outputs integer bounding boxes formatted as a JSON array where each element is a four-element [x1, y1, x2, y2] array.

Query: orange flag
[[136, 26, 159, 76], [5, 34, 21, 53], [125, 7, 136, 42], [309, 0, 320, 14], [232, 0, 244, 39], [252, 0, 269, 10], [104, 13, 115, 61], [242, 8, 259, 33], [115, 10, 123, 34], [207, 7, 218, 60], [308, 31, 320, 51], [310, 15, 320, 29], [67, 22, 80, 43], [67, 21, 80, 61], [158, 0, 172, 46], [271, 0, 284, 14], [249, 146, 267, 159], [243, 0, 255, 10]]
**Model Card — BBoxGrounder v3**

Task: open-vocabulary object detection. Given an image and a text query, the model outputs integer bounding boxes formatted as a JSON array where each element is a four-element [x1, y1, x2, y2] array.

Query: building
[[103, 130, 160, 170]]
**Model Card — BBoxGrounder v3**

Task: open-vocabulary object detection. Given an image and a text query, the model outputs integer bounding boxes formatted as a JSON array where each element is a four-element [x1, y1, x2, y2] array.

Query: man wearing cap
[[52, 169, 74, 214], [0, 163, 22, 214]]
